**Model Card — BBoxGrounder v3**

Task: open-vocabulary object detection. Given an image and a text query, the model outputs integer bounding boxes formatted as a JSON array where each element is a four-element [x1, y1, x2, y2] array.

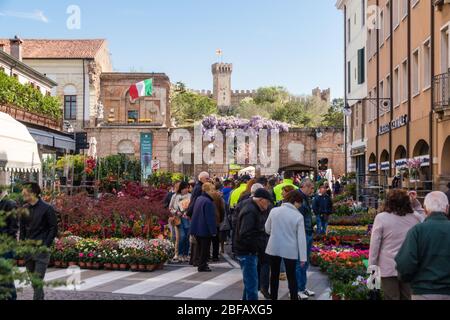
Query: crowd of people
[[164, 171, 339, 300], [165, 171, 450, 301]]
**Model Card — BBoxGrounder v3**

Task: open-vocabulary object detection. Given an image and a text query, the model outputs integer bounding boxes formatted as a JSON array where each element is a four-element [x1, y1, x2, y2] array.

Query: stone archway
[[394, 145, 407, 160], [413, 140, 431, 189], [117, 139, 135, 155], [442, 136, 450, 177]]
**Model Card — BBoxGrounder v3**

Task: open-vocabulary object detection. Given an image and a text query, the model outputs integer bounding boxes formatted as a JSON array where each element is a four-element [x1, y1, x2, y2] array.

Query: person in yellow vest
[[273, 172, 299, 202], [229, 175, 251, 208]]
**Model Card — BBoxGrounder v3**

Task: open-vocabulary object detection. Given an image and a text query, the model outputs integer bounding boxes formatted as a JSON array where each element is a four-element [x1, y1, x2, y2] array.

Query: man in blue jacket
[[190, 185, 217, 272], [312, 184, 333, 235]]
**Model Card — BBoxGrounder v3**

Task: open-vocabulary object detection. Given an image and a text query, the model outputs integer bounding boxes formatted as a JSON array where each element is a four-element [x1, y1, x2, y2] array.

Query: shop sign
[[395, 158, 408, 169], [379, 115, 408, 135], [368, 163, 377, 172], [414, 155, 430, 167], [380, 161, 390, 171]]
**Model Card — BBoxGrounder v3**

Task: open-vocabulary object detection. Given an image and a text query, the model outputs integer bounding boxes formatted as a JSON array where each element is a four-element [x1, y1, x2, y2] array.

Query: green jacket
[[229, 183, 247, 208], [273, 179, 299, 202], [395, 212, 450, 295]]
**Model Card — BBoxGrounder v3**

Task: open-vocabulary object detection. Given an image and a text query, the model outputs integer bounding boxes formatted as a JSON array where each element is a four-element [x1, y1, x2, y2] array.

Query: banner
[[140, 133, 153, 181]]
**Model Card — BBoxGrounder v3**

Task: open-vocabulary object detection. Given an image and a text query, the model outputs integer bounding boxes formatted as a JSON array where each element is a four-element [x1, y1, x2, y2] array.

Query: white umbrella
[[87, 137, 97, 159]]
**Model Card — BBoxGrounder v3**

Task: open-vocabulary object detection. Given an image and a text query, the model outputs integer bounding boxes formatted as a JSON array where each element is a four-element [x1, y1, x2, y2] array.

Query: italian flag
[[129, 79, 153, 100]]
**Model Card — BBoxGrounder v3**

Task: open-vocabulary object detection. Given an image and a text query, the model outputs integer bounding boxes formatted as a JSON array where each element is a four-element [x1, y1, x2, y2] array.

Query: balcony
[[433, 70, 450, 119], [0, 104, 63, 131]]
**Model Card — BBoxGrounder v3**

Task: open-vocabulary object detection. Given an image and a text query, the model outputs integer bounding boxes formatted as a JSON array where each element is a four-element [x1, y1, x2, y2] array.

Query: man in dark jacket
[[20, 182, 58, 300], [0, 190, 18, 300], [190, 188, 217, 272], [187, 172, 210, 218], [395, 191, 450, 300], [296, 180, 316, 300], [234, 189, 273, 301], [312, 184, 333, 235]]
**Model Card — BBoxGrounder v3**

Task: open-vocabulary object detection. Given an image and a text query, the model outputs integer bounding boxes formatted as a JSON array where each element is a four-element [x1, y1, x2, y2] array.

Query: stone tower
[[212, 63, 232, 111]]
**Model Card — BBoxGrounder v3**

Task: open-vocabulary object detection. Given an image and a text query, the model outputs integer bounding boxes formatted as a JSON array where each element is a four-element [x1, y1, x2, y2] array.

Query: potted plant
[[330, 280, 345, 300]]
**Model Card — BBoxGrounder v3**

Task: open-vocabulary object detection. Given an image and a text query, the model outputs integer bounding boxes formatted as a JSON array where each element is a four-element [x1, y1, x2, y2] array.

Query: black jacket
[[187, 182, 203, 218], [0, 199, 18, 238], [20, 199, 58, 248], [312, 193, 333, 216], [234, 199, 266, 256]]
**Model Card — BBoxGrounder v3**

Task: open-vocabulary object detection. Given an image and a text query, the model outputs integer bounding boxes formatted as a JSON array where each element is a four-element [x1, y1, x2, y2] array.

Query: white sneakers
[[298, 289, 315, 300]]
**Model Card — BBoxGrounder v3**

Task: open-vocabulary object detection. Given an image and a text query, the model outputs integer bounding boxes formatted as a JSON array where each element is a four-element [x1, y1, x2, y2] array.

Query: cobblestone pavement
[[16, 255, 331, 301]]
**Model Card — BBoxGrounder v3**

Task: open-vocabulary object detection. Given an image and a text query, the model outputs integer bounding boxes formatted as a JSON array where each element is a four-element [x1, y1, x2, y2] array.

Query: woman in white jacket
[[265, 190, 307, 300]]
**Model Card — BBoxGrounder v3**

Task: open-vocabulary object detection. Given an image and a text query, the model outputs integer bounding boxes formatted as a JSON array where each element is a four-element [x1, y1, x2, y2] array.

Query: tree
[[254, 86, 290, 105], [171, 91, 218, 125], [270, 96, 328, 128], [321, 98, 344, 128], [234, 97, 273, 119]]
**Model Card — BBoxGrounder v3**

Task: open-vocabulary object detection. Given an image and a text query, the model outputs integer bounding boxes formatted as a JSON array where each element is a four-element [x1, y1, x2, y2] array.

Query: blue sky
[[0, 0, 344, 98]]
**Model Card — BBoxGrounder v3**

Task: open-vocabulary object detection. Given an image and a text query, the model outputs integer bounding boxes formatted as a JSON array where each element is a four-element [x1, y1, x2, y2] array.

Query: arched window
[[63, 85, 77, 120], [117, 140, 135, 155]]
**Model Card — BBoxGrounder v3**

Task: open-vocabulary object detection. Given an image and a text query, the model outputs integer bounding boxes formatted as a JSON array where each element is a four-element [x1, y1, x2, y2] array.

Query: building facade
[[337, 0, 369, 177], [339, 0, 450, 192], [0, 38, 113, 133]]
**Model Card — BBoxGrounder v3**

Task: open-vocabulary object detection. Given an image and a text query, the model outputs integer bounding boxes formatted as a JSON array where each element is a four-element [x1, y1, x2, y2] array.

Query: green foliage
[[234, 97, 274, 119], [253, 86, 290, 105], [98, 154, 141, 182], [0, 72, 62, 120], [171, 91, 218, 125], [0, 210, 49, 300], [146, 171, 188, 188], [321, 98, 344, 128], [271, 96, 329, 127]]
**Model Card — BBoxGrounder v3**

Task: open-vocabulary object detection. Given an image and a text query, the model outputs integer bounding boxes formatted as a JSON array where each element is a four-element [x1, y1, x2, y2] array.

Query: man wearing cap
[[234, 188, 273, 300]]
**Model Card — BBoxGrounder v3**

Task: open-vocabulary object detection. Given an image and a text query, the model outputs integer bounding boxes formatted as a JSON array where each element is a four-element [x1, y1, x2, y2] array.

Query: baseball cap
[[253, 188, 273, 202]]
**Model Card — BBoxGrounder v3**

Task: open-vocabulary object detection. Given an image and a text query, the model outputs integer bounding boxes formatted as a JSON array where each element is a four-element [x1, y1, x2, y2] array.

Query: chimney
[[10, 35, 23, 61]]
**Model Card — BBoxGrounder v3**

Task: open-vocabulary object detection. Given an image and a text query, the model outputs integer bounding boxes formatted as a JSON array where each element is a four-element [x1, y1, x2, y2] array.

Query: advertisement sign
[[395, 158, 408, 169], [368, 163, 377, 172], [380, 161, 390, 171], [140, 133, 153, 181], [151, 159, 161, 172]]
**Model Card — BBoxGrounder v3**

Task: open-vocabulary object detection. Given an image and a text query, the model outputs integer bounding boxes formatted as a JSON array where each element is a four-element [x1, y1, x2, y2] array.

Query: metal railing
[[433, 70, 450, 112]]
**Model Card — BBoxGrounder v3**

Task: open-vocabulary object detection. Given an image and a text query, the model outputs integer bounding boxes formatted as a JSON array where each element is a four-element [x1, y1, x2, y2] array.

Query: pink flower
[[79, 253, 84, 258], [88, 252, 94, 258]]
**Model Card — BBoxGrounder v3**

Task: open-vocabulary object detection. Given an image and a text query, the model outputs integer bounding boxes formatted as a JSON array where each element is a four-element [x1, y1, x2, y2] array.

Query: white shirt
[[265, 203, 307, 262]]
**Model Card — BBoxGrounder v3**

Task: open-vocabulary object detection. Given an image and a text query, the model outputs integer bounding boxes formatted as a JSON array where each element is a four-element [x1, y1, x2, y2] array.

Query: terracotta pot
[[138, 264, 146, 271], [86, 262, 93, 269], [332, 294, 342, 301], [112, 264, 120, 270], [93, 262, 101, 270], [130, 264, 138, 271], [146, 264, 158, 272], [61, 262, 68, 268], [104, 263, 112, 270], [54, 261, 62, 268], [79, 262, 86, 268], [68, 262, 78, 267], [119, 263, 128, 270]]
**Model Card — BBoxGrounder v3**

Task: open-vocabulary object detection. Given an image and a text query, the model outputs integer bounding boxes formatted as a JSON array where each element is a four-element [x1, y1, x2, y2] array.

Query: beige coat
[[369, 211, 423, 277]]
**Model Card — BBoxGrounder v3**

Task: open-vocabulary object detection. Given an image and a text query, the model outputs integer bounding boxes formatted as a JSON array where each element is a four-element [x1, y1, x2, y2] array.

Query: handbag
[[169, 215, 182, 226]]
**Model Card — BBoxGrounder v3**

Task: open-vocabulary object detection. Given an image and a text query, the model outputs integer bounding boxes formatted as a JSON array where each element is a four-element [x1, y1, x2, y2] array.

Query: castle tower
[[212, 63, 232, 111]]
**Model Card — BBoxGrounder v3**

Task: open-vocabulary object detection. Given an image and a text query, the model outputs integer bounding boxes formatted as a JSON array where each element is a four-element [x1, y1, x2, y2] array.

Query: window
[[423, 39, 431, 89], [347, 18, 351, 43], [441, 26, 449, 73], [128, 110, 139, 123], [379, 80, 385, 115], [358, 48, 365, 84], [393, 0, 399, 29], [348, 61, 351, 93], [386, 74, 391, 100], [394, 67, 400, 106], [385, 1, 391, 40], [379, 10, 384, 47], [361, 0, 365, 27], [401, 0, 408, 20], [64, 95, 77, 120], [412, 49, 420, 96], [402, 60, 409, 102]]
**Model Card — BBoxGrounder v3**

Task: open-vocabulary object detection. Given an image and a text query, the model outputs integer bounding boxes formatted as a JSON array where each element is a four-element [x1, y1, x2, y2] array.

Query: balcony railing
[[0, 104, 63, 131], [433, 70, 450, 112]]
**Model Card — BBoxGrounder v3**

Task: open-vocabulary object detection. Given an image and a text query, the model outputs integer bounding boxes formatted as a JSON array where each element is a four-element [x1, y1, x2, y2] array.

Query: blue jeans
[[237, 255, 259, 300], [316, 215, 328, 235], [297, 234, 313, 292], [178, 217, 190, 256]]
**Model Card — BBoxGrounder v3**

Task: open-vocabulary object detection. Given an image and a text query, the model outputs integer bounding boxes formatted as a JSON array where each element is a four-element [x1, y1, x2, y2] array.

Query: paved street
[[16, 256, 331, 301]]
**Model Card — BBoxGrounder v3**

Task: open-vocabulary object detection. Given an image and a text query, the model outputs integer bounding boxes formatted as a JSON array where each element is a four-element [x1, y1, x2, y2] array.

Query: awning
[[0, 112, 41, 172], [27, 127, 75, 151]]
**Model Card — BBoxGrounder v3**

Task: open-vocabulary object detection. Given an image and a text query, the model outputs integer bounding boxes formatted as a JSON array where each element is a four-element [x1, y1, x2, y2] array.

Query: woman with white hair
[[395, 191, 450, 300]]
